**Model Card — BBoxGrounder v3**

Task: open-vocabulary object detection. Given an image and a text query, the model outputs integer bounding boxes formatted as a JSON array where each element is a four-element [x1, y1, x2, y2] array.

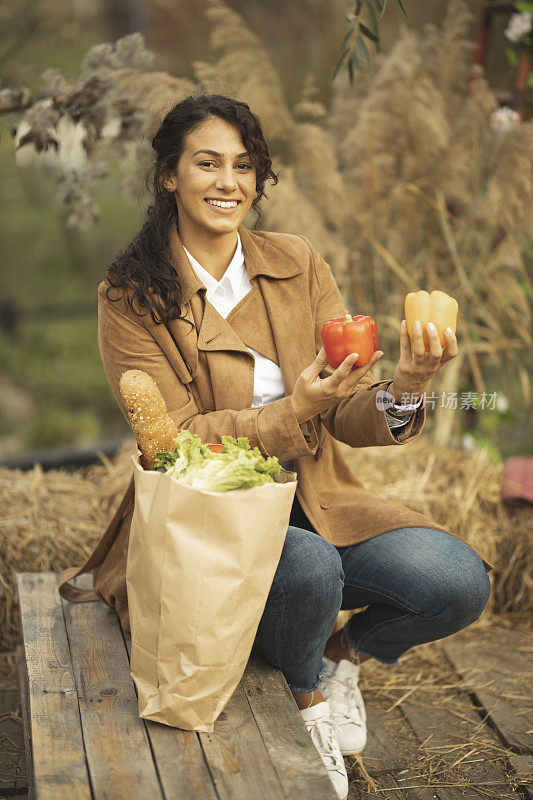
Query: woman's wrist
[[290, 394, 319, 424], [290, 395, 305, 424], [387, 380, 424, 408]]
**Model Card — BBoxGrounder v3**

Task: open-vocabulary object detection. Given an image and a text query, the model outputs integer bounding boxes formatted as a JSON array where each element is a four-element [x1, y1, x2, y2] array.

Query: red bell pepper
[[321, 313, 379, 368], [207, 443, 225, 453]]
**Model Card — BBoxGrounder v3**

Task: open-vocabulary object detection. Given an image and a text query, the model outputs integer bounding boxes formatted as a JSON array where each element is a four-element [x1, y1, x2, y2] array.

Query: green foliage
[[19, 407, 101, 450], [505, 47, 519, 68], [0, 122, 140, 453], [0, 318, 104, 409], [333, 0, 407, 84], [466, 403, 518, 464], [513, 2, 533, 14], [466, 432, 502, 464]]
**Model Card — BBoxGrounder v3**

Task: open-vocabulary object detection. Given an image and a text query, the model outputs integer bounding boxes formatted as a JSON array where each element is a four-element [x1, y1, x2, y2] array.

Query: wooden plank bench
[[442, 627, 533, 755], [15, 571, 337, 800]]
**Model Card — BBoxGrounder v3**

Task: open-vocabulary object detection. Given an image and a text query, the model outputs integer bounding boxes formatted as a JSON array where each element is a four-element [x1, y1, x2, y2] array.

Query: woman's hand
[[388, 319, 458, 404], [290, 347, 384, 423]]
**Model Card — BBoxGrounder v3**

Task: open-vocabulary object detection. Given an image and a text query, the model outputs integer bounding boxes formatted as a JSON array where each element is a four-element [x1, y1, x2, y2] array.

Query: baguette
[[119, 370, 179, 468]]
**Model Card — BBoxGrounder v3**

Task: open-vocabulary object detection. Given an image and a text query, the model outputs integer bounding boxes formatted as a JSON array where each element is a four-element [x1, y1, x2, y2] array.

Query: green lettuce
[[152, 430, 281, 491]]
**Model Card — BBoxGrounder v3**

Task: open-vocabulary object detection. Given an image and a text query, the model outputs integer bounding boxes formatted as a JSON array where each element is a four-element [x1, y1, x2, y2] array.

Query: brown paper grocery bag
[[127, 452, 297, 732]]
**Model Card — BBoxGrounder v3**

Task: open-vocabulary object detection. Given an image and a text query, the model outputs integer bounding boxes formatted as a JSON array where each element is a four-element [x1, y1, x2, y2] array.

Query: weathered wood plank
[[401, 700, 519, 800], [123, 621, 221, 800], [508, 754, 533, 800], [442, 626, 533, 755], [348, 770, 437, 800], [125, 627, 290, 800], [355, 706, 404, 774], [241, 650, 337, 799], [14, 644, 33, 800], [123, 601, 338, 800], [198, 680, 289, 800], [344, 705, 444, 800], [141, 717, 220, 800], [508, 754, 533, 775], [60, 573, 167, 800], [15, 573, 93, 800], [0, 683, 27, 794]]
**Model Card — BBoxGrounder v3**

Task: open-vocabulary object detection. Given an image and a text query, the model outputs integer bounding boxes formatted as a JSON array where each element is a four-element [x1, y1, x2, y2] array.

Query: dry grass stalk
[[0, 442, 530, 797], [325, 1, 533, 412], [7, 0, 532, 432], [0, 440, 136, 652], [331, 437, 532, 634]]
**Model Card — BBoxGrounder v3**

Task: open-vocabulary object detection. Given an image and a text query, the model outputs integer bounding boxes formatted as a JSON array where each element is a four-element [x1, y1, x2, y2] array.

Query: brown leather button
[[318, 496, 330, 509]]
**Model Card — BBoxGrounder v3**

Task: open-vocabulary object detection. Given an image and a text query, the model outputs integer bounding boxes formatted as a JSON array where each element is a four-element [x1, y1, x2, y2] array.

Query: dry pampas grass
[[248, 0, 532, 420], [193, 0, 293, 144], [7, 0, 532, 422], [324, 0, 533, 413], [0, 438, 531, 654]]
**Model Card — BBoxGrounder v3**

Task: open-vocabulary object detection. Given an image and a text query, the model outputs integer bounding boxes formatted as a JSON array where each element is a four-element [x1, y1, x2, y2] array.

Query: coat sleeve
[[300, 235, 426, 448], [97, 282, 319, 462]]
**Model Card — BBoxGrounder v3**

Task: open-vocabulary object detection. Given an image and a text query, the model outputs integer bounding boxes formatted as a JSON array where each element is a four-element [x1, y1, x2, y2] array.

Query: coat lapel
[[196, 300, 253, 357], [226, 285, 279, 364], [168, 222, 253, 357], [239, 226, 317, 395]]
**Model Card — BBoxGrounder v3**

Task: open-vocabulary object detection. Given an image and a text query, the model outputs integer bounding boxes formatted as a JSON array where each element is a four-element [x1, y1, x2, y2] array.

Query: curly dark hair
[[105, 94, 278, 324]]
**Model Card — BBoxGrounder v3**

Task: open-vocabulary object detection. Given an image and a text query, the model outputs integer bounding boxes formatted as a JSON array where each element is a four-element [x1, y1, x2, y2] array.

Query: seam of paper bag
[[155, 471, 172, 691], [191, 493, 210, 663]]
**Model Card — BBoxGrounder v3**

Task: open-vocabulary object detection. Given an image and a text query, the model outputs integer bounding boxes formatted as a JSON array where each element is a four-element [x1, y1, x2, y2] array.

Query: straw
[[1, 437, 531, 653], [0, 436, 530, 796]]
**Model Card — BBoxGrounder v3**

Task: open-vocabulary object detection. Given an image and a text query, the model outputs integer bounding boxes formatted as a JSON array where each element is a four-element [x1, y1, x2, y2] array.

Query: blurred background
[[2, 10, 532, 792], [1, 0, 532, 465]]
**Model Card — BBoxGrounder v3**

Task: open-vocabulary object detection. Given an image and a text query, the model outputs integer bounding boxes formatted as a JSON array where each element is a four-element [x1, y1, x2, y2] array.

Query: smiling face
[[164, 116, 257, 244]]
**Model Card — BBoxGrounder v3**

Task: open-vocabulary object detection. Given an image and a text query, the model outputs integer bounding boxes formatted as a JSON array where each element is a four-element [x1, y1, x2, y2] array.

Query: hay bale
[[343, 438, 505, 573], [0, 439, 136, 652], [335, 438, 532, 627], [0, 438, 530, 654]]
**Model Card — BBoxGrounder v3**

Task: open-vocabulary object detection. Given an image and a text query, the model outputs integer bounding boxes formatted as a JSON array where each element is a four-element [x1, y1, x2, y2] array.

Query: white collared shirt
[[182, 233, 418, 427]]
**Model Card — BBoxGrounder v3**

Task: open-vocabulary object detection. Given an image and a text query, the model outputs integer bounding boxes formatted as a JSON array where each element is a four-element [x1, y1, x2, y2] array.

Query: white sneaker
[[299, 700, 349, 800], [321, 657, 367, 755]]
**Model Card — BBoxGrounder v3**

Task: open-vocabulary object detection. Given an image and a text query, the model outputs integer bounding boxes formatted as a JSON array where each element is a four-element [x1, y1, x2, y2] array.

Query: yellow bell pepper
[[405, 290, 458, 350]]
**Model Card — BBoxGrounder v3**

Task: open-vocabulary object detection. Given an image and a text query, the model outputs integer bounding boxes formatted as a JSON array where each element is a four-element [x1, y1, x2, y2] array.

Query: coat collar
[[167, 222, 304, 306]]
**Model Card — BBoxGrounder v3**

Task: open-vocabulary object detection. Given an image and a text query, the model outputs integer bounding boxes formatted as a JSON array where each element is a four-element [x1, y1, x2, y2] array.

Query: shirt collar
[[182, 233, 245, 298]]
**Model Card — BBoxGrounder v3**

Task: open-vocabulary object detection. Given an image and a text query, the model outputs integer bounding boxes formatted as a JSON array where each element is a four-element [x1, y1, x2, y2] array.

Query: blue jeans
[[253, 496, 491, 693]]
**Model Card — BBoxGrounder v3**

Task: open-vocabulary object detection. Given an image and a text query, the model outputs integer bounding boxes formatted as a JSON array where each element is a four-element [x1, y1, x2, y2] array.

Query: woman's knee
[[422, 544, 492, 628], [275, 527, 344, 602]]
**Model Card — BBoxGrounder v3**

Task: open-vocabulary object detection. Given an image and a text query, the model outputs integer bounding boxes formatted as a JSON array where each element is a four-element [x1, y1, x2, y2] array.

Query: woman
[[60, 94, 492, 800]]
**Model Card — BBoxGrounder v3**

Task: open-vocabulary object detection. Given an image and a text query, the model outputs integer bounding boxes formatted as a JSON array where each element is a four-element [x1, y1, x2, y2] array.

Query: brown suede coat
[[59, 224, 493, 631]]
